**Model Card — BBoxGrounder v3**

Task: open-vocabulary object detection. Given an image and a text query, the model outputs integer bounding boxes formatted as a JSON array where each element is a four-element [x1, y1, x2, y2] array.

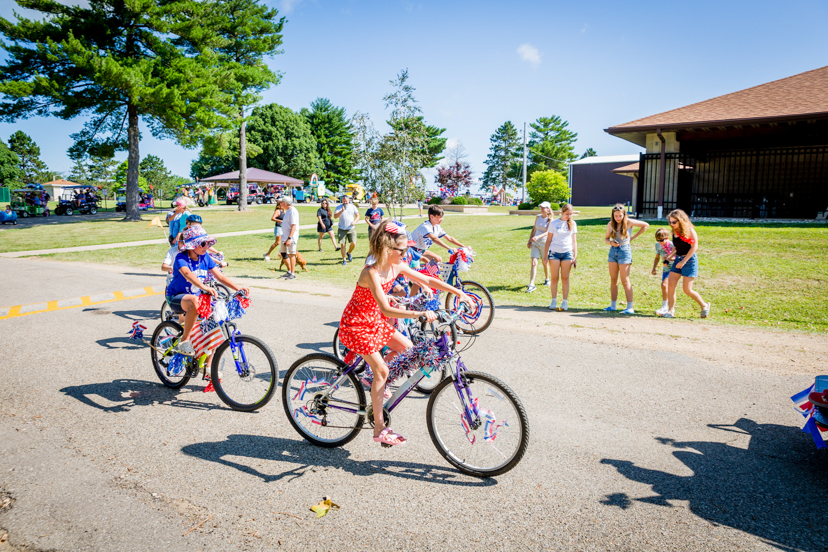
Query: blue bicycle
[[149, 291, 278, 412], [283, 305, 529, 477]]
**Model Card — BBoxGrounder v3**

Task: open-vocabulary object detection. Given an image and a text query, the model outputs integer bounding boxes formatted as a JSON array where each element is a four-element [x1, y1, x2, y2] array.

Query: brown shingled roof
[[607, 65, 828, 133]]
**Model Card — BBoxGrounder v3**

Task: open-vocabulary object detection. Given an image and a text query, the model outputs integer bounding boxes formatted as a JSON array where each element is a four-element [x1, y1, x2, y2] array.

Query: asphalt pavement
[[0, 257, 825, 551]]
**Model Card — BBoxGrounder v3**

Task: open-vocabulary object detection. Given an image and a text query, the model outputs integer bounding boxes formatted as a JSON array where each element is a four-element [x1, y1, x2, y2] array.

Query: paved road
[[0, 258, 825, 551]]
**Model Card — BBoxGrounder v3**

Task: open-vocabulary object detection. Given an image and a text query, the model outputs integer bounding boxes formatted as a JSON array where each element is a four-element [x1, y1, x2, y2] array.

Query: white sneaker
[[655, 307, 668, 316], [526, 285, 537, 293], [543, 279, 550, 286], [175, 340, 195, 357], [548, 301, 557, 310], [621, 307, 635, 315], [263, 254, 270, 261]]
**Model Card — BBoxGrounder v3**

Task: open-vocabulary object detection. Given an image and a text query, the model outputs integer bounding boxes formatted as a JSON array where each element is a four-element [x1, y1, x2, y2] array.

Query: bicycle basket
[[437, 263, 454, 280]]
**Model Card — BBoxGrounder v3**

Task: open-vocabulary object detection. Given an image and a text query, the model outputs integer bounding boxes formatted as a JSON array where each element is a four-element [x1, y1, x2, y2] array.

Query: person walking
[[166, 198, 191, 246], [661, 209, 711, 318], [316, 199, 338, 251], [537, 204, 577, 311], [651, 228, 675, 316], [334, 195, 360, 266], [263, 202, 284, 261], [603, 204, 649, 314], [279, 196, 299, 280], [365, 196, 385, 240], [525, 201, 554, 293]]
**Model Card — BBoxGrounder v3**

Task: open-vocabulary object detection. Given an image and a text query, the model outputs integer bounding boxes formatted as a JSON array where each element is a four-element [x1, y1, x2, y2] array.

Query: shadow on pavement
[[182, 434, 497, 487], [110, 309, 161, 321], [123, 272, 167, 278], [95, 336, 147, 350], [60, 378, 223, 413], [599, 418, 828, 551], [295, 341, 330, 353]]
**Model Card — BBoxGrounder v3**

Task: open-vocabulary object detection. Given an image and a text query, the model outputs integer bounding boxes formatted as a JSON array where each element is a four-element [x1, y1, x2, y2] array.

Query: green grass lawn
[[0, 203, 421, 253], [41, 209, 828, 333]]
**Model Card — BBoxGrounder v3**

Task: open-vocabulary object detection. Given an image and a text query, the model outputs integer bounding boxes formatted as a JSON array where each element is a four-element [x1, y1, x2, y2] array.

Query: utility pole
[[522, 122, 527, 203]]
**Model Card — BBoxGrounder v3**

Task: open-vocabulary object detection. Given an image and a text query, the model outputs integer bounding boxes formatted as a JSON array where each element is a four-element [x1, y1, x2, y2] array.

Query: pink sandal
[[373, 428, 407, 447]]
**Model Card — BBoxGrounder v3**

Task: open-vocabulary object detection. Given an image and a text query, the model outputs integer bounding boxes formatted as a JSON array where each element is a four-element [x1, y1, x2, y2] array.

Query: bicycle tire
[[212, 282, 231, 300], [426, 370, 529, 477], [412, 322, 457, 394], [332, 327, 350, 361], [282, 353, 366, 448], [160, 299, 174, 321], [150, 321, 191, 389], [446, 279, 495, 334], [211, 335, 278, 412]]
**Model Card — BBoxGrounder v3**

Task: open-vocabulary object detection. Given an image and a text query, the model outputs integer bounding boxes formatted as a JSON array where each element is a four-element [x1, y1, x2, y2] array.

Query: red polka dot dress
[[339, 279, 397, 355]]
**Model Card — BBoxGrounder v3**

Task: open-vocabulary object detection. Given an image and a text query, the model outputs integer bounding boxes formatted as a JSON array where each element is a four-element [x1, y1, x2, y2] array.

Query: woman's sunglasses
[[669, 220, 678, 225], [391, 246, 408, 253]]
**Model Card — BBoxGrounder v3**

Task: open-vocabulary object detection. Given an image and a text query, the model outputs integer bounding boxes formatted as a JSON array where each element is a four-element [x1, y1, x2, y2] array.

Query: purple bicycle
[[281, 305, 529, 477]]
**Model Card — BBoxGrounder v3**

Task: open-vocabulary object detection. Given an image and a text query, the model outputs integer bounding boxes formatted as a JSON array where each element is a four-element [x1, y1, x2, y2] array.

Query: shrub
[[427, 196, 442, 205], [518, 202, 536, 210], [527, 170, 569, 205], [451, 196, 468, 205], [467, 197, 483, 205], [550, 202, 560, 210]]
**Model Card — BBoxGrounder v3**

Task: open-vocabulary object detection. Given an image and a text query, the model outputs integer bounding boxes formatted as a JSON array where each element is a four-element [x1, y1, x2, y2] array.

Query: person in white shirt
[[525, 201, 554, 293], [409, 205, 466, 264], [532, 203, 578, 311], [334, 195, 360, 266], [278, 196, 299, 280]]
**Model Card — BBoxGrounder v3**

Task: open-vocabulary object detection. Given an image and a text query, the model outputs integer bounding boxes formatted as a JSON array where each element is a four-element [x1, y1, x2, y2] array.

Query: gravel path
[[0, 258, 825, 551]]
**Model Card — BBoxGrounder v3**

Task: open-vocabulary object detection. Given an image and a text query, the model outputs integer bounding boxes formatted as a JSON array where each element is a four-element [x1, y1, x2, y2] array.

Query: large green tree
[[247, 103, 322, 179], [302, 98, 356, 192], [139, 154, 173, 198], [191, 148, 236, 180], [388, 116, 446, 169], [7, 131, 48, 186], [482, 121, 521, 194], [0, 139, 22, 188], [202, 0, 284, 211], [0, 0, 230, 221], [528, 116, 578, 176]]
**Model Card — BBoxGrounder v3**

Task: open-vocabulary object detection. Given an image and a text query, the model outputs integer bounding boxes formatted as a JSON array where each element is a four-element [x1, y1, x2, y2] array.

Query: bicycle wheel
[[426, 370, 529, 477], [332, 327, 350, 361], [213, 282, 231, 300], [412, 322, 456, 394], [211, 335, 278, 412], [160, 299, 174, 321], [150, 321, 191, 389], [446, 279, 495, 334], [282, 353, 366, 448]]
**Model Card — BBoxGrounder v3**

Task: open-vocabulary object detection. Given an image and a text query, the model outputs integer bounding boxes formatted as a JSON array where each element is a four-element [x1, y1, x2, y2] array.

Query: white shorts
[[530, 240, 547, 259], [280, 240, 298, 255]]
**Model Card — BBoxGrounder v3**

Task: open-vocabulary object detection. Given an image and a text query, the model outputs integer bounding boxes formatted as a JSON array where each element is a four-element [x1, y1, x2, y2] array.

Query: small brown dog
[[279, 252, 308, 272]]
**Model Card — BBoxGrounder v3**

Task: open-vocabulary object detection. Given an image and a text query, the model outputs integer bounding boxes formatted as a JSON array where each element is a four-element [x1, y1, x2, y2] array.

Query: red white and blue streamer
[[128, 322, 146, 341]]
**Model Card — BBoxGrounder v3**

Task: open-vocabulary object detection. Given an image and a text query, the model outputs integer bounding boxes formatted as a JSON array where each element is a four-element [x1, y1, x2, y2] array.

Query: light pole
[[522, 122, 527, 203]]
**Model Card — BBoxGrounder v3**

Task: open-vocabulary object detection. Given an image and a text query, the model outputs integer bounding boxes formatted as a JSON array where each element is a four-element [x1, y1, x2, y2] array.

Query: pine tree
[[7, 131, 48, 186], [302, 98, 356, 191], [0, 0, 231, 221], [0, 139, 22, 189], [482, 121, 521, 194], [528, 116, 578, 176]]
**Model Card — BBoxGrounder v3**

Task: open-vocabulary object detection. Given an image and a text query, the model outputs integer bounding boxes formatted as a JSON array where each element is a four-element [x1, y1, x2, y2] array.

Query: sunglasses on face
[[391, 246, 408, 253], [669, 220, 678, 225]]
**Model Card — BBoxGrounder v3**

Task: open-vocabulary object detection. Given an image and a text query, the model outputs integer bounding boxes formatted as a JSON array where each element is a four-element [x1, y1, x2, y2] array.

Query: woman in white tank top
[[525, 202, 553, 293]]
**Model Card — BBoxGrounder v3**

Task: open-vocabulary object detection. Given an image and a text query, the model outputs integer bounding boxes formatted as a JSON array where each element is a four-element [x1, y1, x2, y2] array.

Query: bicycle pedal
[[380, 442, 392, 449]]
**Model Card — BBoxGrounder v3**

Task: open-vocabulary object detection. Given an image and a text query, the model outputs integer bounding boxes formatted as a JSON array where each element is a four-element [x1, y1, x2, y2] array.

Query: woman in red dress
[[339, 219, 472, 446]]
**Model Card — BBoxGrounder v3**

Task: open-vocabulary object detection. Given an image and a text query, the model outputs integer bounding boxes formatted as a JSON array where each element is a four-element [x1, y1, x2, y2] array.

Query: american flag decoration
[[190, 318, 226, 357], [418, 262, 440, 278], [127, 321, 146, 341], [384, 220, 406, 234], [791, 383, 828, 449]]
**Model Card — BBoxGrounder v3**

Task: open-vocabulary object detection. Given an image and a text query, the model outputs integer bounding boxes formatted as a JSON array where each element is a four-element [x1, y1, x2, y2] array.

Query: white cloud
[[280, 0, 304, 13], [517, 44, 541, 67]]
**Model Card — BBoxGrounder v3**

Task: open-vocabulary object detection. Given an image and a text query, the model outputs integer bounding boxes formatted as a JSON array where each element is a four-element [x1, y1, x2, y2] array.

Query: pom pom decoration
[[790, 382, 828, 449], [226, 296, 249, 320], [167, 353, 186, 377], [127, 321, 146, 341], [449, 247, 474, 273], [197, 294, 213, 318], [360, 338, 448, 388]]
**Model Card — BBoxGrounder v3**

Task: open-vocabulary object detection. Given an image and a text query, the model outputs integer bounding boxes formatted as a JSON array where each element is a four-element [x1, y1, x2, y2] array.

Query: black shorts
[[168, 236, 176, 246], [165, 294, 189, 314]]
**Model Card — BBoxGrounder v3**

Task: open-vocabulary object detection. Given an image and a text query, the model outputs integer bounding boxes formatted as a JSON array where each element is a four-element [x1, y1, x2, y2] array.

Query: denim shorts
[[548, 250, 574, 261], [670, 255, 699, 278], [165, 293, 189, 314], [661, 270, 671, 282], [607, 244, 632, 264], [274, 225, 282, 238]]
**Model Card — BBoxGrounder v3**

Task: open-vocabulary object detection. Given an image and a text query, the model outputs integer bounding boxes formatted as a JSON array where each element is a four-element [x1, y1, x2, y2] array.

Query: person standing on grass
[[534, 204, 577, 311], [278, 196, 299, 280], [166, 198, 191, 246], [335, 195, 360, 266], [661, 209, 711, 319], [525, 201, 554, 293], [263, 202, 284, 261], [604, 203, 649, 314], [316, 199, 338, 252], [365, 196, 385, 240], [651, 228, 676, 315]]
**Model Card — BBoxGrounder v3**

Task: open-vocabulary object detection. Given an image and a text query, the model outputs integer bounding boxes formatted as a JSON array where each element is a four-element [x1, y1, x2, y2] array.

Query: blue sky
[[1, 0, 826, 187]]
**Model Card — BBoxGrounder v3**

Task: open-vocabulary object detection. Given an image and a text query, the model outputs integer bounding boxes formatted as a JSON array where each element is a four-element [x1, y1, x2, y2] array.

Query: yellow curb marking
[[0, 288, 163, 321]]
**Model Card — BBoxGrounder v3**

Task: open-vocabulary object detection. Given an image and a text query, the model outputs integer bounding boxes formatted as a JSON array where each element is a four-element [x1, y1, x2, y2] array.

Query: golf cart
[[10, 185, 49, 218], [54, 185, 99, 216], [115, 188, 152, 212]]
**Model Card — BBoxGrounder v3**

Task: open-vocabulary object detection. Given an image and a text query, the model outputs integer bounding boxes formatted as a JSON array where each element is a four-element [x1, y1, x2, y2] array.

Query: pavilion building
[[605, 66, 828, 219]]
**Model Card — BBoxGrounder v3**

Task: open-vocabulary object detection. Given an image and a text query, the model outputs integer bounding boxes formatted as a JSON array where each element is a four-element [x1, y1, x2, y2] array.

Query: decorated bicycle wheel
[[445, 280, 495, 334]]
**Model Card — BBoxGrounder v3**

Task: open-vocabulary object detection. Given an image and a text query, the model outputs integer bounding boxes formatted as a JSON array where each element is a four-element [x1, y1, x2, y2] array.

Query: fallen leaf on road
[[310, 498, 340, 518]]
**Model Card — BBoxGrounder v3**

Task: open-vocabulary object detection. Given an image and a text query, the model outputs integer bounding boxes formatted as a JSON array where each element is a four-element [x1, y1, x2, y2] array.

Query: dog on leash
[[279, 251, 309, 272]]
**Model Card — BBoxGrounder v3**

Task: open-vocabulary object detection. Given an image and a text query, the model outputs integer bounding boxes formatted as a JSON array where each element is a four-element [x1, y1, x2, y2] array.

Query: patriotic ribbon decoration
[[790, 383, 828, 449], [227, 296, 249, 320], [360, 338, 448, 388], [449, 247, 474, 273], [291, 376, 331, 402], [197, 294, 213, 318], [167, 354, 186, 377], [127, 321, 146, 341]]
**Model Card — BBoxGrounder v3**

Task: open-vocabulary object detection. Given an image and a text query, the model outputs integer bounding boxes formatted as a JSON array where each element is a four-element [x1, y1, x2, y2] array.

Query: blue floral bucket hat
[[182, 225, 217, 251]]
